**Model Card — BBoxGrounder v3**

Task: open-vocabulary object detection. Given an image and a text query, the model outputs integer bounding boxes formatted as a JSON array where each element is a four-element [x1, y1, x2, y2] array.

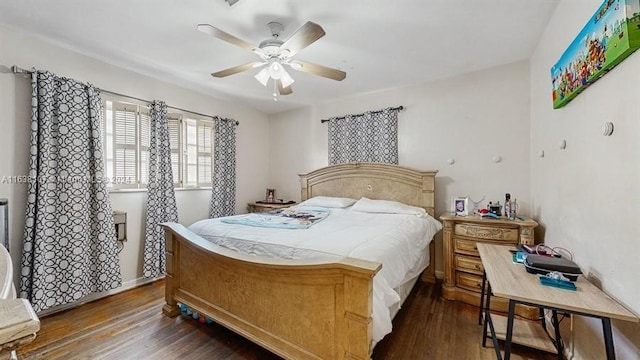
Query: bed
[[161, 162, 439, 360]]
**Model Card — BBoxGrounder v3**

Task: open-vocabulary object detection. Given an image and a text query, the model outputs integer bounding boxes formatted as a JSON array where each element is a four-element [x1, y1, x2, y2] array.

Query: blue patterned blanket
[[221, 208, 329, 229]]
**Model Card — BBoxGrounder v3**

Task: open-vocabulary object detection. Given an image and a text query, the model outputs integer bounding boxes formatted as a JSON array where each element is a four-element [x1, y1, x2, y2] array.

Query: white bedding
[[189, 206, 442, 343]]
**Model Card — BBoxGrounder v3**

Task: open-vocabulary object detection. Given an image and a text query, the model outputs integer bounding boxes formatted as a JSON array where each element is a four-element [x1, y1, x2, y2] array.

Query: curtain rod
[[320, 106, 404, 123], [10, 65, 239, 126]]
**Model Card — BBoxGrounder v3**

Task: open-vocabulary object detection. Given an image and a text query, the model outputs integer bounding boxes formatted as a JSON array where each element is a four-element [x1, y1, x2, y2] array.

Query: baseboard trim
[[38, 275, 164, 317]]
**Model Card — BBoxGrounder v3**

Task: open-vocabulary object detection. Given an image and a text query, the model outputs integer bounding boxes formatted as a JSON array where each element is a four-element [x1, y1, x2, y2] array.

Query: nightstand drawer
[[454, 223, 518, 242], [455, 254, 484, 274], [454, 238, 480, 256], [456, 272, 484, 293], [247, 202, 295, 213]]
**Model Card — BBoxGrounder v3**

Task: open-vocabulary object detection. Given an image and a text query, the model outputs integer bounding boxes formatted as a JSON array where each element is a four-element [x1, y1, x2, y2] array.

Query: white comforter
[[189, 207, 442, 342]]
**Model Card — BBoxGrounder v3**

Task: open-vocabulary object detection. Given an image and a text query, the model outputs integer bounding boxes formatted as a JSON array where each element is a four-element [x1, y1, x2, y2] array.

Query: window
[[197, 121, 214, 186], [181, 117, 214, 188], [101, 97, 214, 189]]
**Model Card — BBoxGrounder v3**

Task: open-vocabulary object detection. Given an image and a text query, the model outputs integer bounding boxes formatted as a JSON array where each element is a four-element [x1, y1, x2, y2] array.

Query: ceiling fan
[[197, 21, 346, 97]]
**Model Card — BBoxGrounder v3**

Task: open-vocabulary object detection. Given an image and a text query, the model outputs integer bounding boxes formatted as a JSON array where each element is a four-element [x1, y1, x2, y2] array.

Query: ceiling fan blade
[[276, 80, 293, 95], [289, 60, 346, 81], [197, 24, 262, 55], [279, 21, 325, 57], [212, 62, 265, 78]]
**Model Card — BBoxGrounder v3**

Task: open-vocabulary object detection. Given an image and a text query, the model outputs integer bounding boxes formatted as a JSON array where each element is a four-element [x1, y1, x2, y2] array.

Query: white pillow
[[297, 196, 357, 208], [350, 197, 426, 216]]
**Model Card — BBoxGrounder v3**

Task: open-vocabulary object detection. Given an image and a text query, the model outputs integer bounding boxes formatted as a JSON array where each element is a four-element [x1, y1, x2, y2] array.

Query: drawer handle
[[474, 264, 481, 270], [476, 282, 482, 288], [473, 246, 478, 250]]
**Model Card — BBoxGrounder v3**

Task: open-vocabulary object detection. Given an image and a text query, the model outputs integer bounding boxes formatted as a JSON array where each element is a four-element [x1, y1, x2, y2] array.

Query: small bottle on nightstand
[[504, 193, 511, 218]]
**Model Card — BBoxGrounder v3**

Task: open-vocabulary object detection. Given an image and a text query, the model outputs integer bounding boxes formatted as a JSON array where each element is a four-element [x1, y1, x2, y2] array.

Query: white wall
[[0, 24, 270, 301], [269, 60, 532, 275], [530, 1, 640, 358]]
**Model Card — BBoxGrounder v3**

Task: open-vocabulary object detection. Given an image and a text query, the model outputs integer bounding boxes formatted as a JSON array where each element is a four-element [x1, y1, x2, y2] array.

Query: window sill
[[108, 187, 212, 194], [176, 187, 212, 192]]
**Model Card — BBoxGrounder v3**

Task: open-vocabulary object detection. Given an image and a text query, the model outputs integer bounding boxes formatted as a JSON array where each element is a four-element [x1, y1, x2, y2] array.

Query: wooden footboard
[[161, 223, 381, 360]]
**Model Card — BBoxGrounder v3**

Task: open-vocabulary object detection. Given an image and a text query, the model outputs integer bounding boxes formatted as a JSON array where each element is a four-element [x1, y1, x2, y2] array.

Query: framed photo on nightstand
[[265, 188, 276, 203], [453, 196, 469, 216]]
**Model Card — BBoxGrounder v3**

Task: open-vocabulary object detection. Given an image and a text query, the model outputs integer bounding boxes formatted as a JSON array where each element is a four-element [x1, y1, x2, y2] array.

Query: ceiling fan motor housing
[[258, 39, 284, 55], [259, 22, 285, 56], [267, 21, 284, 38]]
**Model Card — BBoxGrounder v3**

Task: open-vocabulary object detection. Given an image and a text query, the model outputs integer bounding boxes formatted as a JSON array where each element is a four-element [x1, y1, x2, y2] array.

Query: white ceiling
[[0, 0, 559, 114]]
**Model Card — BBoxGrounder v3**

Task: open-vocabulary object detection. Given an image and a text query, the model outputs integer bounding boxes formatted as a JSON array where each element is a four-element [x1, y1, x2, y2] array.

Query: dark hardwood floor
[[5, 280, 558, 360]]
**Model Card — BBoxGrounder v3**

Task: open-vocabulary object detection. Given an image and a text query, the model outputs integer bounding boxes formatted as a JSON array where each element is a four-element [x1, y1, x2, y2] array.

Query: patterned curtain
[[328, 107, 400, 165], [20, 71, 121, 312], [210, 118, 237, 218], [143, 101, 178, 279]]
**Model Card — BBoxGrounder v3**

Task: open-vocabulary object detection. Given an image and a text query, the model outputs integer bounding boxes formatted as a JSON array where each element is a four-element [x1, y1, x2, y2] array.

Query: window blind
[[197, 121, 213, 186], [139, 106, 150, 185], [168, 114, 182, 187], [113, 103, 138, 188], [101, 97, 216, 190]]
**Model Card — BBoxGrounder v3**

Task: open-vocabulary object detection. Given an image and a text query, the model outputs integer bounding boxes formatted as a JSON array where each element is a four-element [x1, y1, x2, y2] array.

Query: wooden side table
[[478, 243, 639, 360], [247, 202, 296, 213]]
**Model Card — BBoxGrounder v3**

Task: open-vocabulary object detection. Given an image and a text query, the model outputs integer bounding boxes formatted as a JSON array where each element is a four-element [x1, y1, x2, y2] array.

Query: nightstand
[[439, 213, 539, 319], [247, 202, 296, 213]]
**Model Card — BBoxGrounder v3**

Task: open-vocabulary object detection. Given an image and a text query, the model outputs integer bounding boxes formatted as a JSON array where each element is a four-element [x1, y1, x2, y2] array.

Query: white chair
[[0, 245, 39, 360]]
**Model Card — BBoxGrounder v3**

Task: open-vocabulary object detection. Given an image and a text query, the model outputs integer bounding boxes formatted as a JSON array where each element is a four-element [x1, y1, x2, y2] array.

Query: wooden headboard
[[299, 162, 438, 216]]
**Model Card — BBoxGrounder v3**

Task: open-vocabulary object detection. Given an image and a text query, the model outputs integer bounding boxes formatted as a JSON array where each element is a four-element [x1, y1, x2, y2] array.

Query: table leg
[[482, 282, 503, 359], [602, 318, 616, 360], [551, 310, 563, 360], [478, 271, 487, 325], [486, 314, 502, 360], [482, 281, 492, 347], [503, 300, 516, 360]]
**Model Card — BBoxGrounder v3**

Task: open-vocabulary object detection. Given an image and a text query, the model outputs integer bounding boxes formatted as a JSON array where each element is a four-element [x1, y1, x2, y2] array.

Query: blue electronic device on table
[[539, 275, 577, 291]]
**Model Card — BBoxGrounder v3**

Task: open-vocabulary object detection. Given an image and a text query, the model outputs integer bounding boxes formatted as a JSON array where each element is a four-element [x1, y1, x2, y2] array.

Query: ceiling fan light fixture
[[280, 71, 295, 88], [268, 61, 285, 79], [254, 68, 270, 86], [289, 61, 303, 70]]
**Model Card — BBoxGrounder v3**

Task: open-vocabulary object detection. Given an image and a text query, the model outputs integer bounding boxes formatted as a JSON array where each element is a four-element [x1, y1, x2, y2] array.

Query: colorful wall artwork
[[551, 0, 640, 109]]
